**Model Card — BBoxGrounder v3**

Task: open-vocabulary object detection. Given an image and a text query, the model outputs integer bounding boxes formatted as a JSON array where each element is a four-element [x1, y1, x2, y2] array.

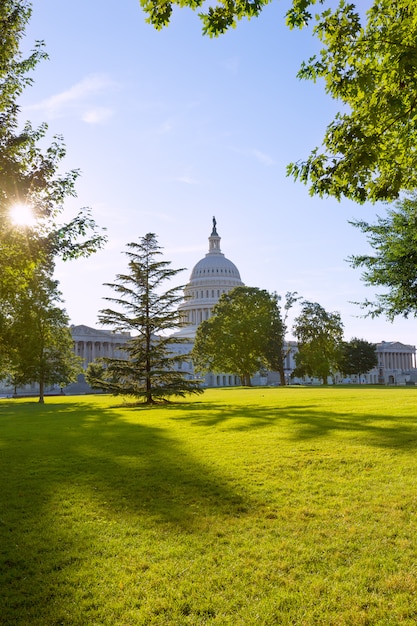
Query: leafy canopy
[[338, 337, 378, 378], [349, 193, 417, 320], [141, 0, 417, 202], [192, 286, 285, 386], [292, 300, 344, 384], [0, 1, 106, 378], [289, 0, 417, 203], [5, 263, 82, 402], [140, 0, 318, 35]]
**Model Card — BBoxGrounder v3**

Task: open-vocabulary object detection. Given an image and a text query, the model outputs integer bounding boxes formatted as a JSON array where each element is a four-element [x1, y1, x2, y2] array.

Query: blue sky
[[18, 0, 417, 344]]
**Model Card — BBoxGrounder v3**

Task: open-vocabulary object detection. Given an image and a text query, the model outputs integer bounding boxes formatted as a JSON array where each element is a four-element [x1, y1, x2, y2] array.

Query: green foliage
[[338, 337, 378, 379], [0, 3, 107, 264], [140, 0, 323, 36], [0, 1, 43, 105], [265, 290, 299, 385], [0, 1, 106, 383], [0, 3, 106, 259], [2, 388, 417, 624], [142, 0, 417, 202], [98, 233, 203, 404], [85, 359, 108, 391], [288, 0, 417, 202], [292, 300, 344, 384], [5, 266, 83, 402], [349, 193, 417, 320], [192, 286, 285, 385]]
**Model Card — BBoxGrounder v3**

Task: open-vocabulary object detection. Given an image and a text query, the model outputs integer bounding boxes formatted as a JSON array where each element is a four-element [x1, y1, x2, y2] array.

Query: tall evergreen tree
[[95, 233, 203, 404]]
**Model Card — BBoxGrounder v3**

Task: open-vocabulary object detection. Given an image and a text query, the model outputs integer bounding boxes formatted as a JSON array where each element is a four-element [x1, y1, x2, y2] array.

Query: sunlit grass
[[1, 387, 417, 624]]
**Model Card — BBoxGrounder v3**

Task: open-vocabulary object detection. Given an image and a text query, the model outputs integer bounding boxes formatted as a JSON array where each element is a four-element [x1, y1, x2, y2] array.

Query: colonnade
[[205, 374, 240, 387], [183, 308, 212, 325], [70, 325, 131, 369], [74, 340, 127, 368], [377, 345, 416, 371]]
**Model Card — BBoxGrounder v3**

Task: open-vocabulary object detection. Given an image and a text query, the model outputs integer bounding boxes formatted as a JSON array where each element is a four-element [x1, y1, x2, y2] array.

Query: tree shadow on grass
[[0, 399, 249, 624], [0, 400, 250, 525], [1, 394, 417, 624], [166, 397, 417, 451]]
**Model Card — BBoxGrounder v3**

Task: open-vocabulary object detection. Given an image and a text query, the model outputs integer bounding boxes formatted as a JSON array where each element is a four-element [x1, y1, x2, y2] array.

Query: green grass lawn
[[1, 387, 417, 625]]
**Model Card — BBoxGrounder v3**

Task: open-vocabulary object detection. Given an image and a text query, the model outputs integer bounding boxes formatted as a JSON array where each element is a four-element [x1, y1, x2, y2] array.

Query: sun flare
[[9, 203, 36, 227]]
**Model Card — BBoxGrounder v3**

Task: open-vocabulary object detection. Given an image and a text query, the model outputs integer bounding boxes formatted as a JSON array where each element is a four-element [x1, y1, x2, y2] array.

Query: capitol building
[[69, 219, 416, 389], [71, 218, 252, 390], [2, 219, 416, 396]]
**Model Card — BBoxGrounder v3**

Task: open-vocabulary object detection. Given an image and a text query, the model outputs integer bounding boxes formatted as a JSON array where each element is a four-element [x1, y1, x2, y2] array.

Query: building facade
[[367, 341, 416, 385]]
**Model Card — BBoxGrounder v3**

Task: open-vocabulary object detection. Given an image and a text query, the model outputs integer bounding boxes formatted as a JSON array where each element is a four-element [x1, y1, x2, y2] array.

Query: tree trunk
[[39, 379, 45, 403], [242, 373, 252, 386]]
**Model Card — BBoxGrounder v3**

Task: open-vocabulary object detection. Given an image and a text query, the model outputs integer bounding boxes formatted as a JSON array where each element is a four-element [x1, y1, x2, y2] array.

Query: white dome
[[176, 219, 244, 337], [190, 255, 242, 282]]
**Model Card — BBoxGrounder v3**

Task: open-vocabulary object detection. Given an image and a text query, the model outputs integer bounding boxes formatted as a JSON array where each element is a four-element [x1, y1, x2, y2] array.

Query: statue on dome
[[211, 216, 218, 235]]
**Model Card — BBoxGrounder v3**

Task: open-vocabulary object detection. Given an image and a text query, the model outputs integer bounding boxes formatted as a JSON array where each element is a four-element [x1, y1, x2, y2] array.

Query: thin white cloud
[[156, 120, 174, 135], [230, 145, 277, 166], [221, 56, 239, 74], [251, 149, 276, 166], [23, 73, 117, 121], [82, 107, 114, 124], [172, 175, 199, 185], [138, 210, 177, 223]]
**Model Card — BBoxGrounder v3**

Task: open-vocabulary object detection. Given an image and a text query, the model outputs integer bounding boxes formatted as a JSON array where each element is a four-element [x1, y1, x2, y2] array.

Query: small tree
[[264, 291, 299, 385], [97, 233, 203, 404], [292, 301, 344, 385], [192, 286, 285, 386], [8, 268, 82, 402], [85, 359, 108, 391], [338, 338, 378, 382]]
